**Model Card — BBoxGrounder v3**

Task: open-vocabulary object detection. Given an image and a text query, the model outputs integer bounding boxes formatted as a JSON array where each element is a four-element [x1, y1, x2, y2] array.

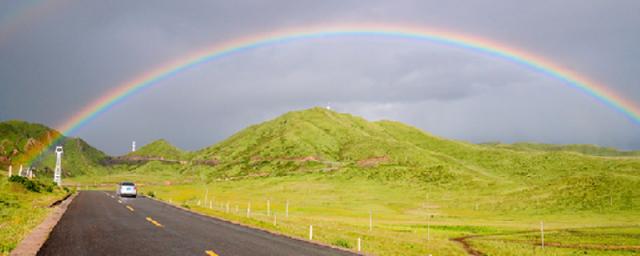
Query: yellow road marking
[[205, 250, 219, 256], [146, 217, 163, 227], [126, 205, 134, 212]]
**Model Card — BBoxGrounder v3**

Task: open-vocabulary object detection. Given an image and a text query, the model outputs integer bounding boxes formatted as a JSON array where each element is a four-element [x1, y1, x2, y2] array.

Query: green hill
[[191, 107, 640, 212], [125, 139, 186, 160], [0, 120, 107, 177]]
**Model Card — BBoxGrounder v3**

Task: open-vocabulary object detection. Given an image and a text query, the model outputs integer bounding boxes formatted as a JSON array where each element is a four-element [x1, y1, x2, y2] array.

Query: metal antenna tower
[[132, 141, 136, 152], [53, 146, 63, 186]]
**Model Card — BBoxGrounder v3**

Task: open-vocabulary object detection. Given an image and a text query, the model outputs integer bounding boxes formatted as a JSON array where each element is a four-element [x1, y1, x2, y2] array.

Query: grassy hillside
[[0, 173, 70, 255], [190, 108, 639, 212], [193, 108, 472, 181], [125, 139, 187, 160], [0, 120, 108, 177], [482, 142, 640, 157]]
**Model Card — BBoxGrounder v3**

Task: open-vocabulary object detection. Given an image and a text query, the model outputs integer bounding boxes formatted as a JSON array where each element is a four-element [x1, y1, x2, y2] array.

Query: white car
[[117, 182, 137, 197]]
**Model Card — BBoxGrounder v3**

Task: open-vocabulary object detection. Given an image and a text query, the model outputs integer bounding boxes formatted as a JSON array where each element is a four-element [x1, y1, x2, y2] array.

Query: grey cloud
[[1, 0, 639, 154]]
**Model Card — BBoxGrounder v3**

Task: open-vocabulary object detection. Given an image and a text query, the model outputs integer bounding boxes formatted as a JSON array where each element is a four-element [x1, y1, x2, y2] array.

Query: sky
[[0, 0, 639, 155]]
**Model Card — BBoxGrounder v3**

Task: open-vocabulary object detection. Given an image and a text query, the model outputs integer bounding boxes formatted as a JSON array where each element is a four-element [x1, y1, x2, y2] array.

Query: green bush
[[332, 238, 351, 249], [8, 176, 56, 193]]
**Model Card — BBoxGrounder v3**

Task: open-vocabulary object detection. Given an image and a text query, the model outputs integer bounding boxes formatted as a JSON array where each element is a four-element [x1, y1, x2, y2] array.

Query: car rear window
[[120, 182, 135, 186]]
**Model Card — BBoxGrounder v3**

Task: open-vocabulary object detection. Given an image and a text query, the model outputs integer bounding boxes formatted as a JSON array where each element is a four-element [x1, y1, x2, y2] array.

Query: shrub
[[8, 176, 56, 193], [332, 238, 351, 249]]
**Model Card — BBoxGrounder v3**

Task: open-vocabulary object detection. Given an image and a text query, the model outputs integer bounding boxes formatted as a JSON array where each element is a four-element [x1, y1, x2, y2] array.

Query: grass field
[[0, 173, 70, 255], [83, 171, 638, 256]]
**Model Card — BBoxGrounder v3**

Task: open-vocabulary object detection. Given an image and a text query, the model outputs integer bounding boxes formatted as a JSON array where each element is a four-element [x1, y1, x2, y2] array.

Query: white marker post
[[540, 221, 544, 249], [8, 165, 12, 177], [369, 210, 373, 231], [309, 225, 313, 240], [286, 200, 289, 218], [427, 220, 430, 241], [273, 213, 277, 226], [247, 202, 251, 217], [267, 199, 271, 216], [226, 202, 230, 213], [210, 201, 213, 209], [357, 237, 361, 252], [19, 165, 23, 176]]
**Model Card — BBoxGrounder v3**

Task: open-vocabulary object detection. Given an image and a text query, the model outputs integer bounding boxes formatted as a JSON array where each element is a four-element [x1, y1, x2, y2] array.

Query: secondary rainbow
[[0, 0, 71, 45], [27, 23, 640, 165]]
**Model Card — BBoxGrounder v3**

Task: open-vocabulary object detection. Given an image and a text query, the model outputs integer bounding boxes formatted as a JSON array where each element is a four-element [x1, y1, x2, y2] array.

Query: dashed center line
[[205, 250, 219, 256], [146, 217, 163, 227], [126, 205, 135, 212], [117, 200, 122, 204]]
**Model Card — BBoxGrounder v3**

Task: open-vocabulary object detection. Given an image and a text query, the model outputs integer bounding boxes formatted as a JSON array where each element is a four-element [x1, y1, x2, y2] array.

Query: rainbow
[[27, 23, 640, 166]]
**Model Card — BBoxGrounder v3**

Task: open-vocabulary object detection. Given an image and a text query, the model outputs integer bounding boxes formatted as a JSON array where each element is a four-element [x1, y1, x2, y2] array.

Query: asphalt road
[[38, 191, 356, 256]]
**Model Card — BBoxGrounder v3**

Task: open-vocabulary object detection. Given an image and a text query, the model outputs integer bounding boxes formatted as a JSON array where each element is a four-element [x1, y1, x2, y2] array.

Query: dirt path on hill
[[450, 235, 485, 256]]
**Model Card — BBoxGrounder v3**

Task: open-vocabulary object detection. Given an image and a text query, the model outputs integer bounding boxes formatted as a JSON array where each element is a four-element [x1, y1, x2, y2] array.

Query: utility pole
[[53, 146, 63, 186]]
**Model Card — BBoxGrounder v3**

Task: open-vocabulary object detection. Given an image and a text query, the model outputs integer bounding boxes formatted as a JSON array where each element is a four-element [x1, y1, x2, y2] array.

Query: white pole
[[369, 210, 373, 231], [19, 165, 23, 176], [309, 225, 313, 240], [274, 213, 277, 226], [247, 202, 251, 217], [357, 237, 361, 252], [8, 165, 12, 176], [209, 200, 213, 209], [540, 221, 544, 249], [610, 195, 613, 207], [286, 200, 289, 218], [427, 220, 430, 241], [226, 202, 230, 213], [198, 200, 201, 206], [267, 199, 271, 216]]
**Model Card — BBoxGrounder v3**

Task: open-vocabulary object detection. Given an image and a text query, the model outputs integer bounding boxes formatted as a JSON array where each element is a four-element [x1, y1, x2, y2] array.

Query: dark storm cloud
[[1, 0, 639, 154]]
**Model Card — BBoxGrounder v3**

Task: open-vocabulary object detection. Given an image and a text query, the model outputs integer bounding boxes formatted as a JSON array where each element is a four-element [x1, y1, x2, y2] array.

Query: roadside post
[[369, 210, 373, 231], [541, 221, 544, 249]]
